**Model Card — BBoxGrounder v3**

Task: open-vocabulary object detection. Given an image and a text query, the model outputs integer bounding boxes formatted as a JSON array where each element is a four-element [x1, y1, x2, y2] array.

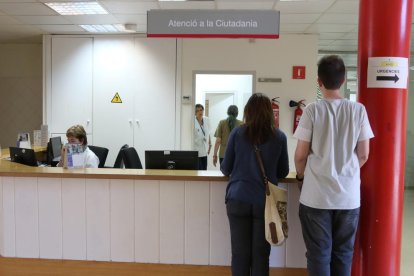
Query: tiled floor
[[401, 189, 414, 276]]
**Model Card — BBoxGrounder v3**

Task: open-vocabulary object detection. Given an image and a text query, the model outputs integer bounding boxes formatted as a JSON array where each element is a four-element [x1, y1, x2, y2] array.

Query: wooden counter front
[[0, 159, 304, 268]]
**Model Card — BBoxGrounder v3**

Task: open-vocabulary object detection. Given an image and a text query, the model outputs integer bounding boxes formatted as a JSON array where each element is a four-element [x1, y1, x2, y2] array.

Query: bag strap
[[254, 146, 270, 195]]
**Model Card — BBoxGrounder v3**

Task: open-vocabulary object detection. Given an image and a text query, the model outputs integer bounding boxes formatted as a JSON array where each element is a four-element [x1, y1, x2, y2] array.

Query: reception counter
[[0, 159, 306, 268]]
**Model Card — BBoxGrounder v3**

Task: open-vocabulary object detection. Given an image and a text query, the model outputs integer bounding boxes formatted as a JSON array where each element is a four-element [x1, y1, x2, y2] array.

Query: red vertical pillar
[[353, 0, 412, 275]]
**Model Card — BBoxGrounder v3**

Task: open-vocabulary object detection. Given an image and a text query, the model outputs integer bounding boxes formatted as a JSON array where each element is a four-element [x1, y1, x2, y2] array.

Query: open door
[[194, 72, 254, 171]]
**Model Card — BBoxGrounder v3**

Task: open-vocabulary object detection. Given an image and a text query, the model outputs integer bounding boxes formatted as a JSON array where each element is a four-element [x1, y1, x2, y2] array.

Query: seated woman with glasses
[[57, 125, 99, 168]]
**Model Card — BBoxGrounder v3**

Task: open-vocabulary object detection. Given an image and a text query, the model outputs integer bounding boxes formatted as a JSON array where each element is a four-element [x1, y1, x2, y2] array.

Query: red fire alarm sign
[[293, 66, 306, 79]]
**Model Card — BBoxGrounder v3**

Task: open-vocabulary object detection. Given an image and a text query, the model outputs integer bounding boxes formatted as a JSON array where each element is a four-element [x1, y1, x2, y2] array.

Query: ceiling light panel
[[45, 2, 108, 15], [35, 24, 85, 33], [80, 24, 120, 32]]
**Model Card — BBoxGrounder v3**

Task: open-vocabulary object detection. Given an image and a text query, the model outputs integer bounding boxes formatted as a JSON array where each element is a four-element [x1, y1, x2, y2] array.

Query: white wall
[[180, 35, 319, 170]]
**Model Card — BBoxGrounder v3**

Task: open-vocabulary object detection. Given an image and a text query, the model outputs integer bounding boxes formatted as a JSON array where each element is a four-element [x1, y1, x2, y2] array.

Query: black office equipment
[[113, 144, 129, 168], [9, 147, 38, 167], [47, 136, 62, 166], [88, 145, 109, 168], [145, 150, 198, 170], [122, 147, 143, 169]]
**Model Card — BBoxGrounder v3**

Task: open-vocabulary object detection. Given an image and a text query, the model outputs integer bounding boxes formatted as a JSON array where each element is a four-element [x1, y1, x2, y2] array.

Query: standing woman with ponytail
[[221, 93, 289, 276], [213, 105, 243, 166]]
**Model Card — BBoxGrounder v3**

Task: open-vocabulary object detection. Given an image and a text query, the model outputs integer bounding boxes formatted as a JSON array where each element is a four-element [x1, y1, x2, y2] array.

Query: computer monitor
[[47, 136, 62, 166], [9, 147, 38, 167], [145, 150, 198, 170]]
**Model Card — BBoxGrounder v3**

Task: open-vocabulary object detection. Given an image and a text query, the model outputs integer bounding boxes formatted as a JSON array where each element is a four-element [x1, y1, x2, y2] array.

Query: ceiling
[[0, 0, 411, 68]]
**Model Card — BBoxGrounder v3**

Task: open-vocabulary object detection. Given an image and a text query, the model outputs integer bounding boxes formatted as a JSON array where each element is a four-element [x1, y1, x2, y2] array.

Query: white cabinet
[[50, 37, 93, 134], [92, 37, 135, 165], [47, 36, 178, 167], [132, 38, 176, 165], [92, 37, 177, 166]]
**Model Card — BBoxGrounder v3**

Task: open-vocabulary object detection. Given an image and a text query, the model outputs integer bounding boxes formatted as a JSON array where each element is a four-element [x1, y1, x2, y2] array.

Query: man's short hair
[[195, 104, 204, 111], [318, 55, 345, 90]]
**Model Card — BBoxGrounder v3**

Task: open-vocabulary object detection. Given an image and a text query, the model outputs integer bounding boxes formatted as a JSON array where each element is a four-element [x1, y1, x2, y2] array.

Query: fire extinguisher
[[289, 100, 306, 133], [271, 97, 280, 128]]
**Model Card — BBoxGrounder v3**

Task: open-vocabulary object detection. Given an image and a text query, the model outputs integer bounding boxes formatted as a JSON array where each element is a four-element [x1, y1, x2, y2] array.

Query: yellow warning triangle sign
[[111, 92, 122, 103]]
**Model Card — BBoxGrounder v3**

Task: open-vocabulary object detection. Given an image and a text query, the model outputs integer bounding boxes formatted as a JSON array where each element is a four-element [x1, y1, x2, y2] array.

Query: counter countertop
[[0, 159, 297, 183], [1, 145, 47, 157]]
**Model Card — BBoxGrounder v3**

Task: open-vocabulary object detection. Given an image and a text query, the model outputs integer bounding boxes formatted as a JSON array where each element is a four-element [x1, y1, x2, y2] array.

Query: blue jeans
[[299, 204, 360, 276], [219, 157, 224, 164], [226, 199, 271, 276], [198, 156, 207, 170]]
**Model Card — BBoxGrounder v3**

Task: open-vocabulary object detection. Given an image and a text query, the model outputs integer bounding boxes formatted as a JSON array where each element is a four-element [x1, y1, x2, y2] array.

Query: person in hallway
[[293, 55, 374, 276], [58, 124, 99, 168], [194, 104, 211, 170], [221, 93, 289, 276], [213, 105, 243, 167]]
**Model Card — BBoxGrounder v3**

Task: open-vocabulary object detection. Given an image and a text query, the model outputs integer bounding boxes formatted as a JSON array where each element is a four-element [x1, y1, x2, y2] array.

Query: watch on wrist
[[296, 174, 304, 182]]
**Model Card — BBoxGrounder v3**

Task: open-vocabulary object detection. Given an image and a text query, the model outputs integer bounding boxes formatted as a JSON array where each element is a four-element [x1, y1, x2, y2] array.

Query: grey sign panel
[[147, 10, 280, 38]]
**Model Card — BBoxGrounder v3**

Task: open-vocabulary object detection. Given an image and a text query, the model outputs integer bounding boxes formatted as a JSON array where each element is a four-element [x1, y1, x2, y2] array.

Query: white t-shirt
[[293, 99, 374, 209], [84, 147, 100, 168], [194, 116, 210, 157], [59, 146, 100, 168]]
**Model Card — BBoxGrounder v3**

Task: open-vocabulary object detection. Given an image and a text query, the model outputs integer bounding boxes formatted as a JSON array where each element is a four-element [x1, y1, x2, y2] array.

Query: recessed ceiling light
[[80, 25, 120, 33], [45, 2, 108, 15]]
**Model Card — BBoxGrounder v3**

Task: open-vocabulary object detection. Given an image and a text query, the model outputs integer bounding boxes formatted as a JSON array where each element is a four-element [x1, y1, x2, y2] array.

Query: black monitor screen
[[50, 136, 62, 160], [145, 150, 198, 170], [9, 147, 38, 167], [47, 136, 62, 166]]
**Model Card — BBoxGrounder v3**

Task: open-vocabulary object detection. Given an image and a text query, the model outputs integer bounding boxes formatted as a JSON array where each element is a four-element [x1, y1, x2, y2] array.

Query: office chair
[[113, 144, 129, 168], [88, 145, 109, 168], [122, 147, 143, 169]]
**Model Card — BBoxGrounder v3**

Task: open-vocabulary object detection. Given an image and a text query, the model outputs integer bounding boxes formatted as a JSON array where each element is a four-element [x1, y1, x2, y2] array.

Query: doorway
[[194, 72, 254, 170]]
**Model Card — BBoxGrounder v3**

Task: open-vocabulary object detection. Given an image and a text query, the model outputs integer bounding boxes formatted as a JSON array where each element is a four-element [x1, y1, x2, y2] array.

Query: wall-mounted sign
[[111, 92, 122, 103], [292, 66, 306, 79], [367, 57, 408, 89], [147, 10, 280, 39]]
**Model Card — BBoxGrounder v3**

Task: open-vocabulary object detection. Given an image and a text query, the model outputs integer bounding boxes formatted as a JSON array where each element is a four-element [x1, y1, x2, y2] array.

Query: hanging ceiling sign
[[147, 10, 280, 39], [367, 57, 408, 89]]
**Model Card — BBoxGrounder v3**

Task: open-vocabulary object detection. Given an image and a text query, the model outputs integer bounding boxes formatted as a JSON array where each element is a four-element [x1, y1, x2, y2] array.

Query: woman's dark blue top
[[220, 125, 289, 207]]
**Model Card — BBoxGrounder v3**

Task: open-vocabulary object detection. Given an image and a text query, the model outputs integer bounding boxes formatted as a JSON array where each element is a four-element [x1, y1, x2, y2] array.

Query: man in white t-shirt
[[194, 104, 211, 170], [294, 55, 374, 276]]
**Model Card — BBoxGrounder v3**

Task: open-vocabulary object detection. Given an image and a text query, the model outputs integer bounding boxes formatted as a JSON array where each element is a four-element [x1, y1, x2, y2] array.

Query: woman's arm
[[277, 134, 290, 179], [220, 130, 237, 176]]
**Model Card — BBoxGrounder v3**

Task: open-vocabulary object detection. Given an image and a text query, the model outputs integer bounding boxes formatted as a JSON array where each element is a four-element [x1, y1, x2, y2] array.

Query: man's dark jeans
[[226, 199, 271, 276], [198, 156, 207, 170], [299, 203, 360, 276]]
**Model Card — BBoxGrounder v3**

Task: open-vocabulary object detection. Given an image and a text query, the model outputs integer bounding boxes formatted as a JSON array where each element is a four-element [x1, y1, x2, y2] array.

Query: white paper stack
[[33, 130, 42, 146], [41, 124, 49, 147]]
